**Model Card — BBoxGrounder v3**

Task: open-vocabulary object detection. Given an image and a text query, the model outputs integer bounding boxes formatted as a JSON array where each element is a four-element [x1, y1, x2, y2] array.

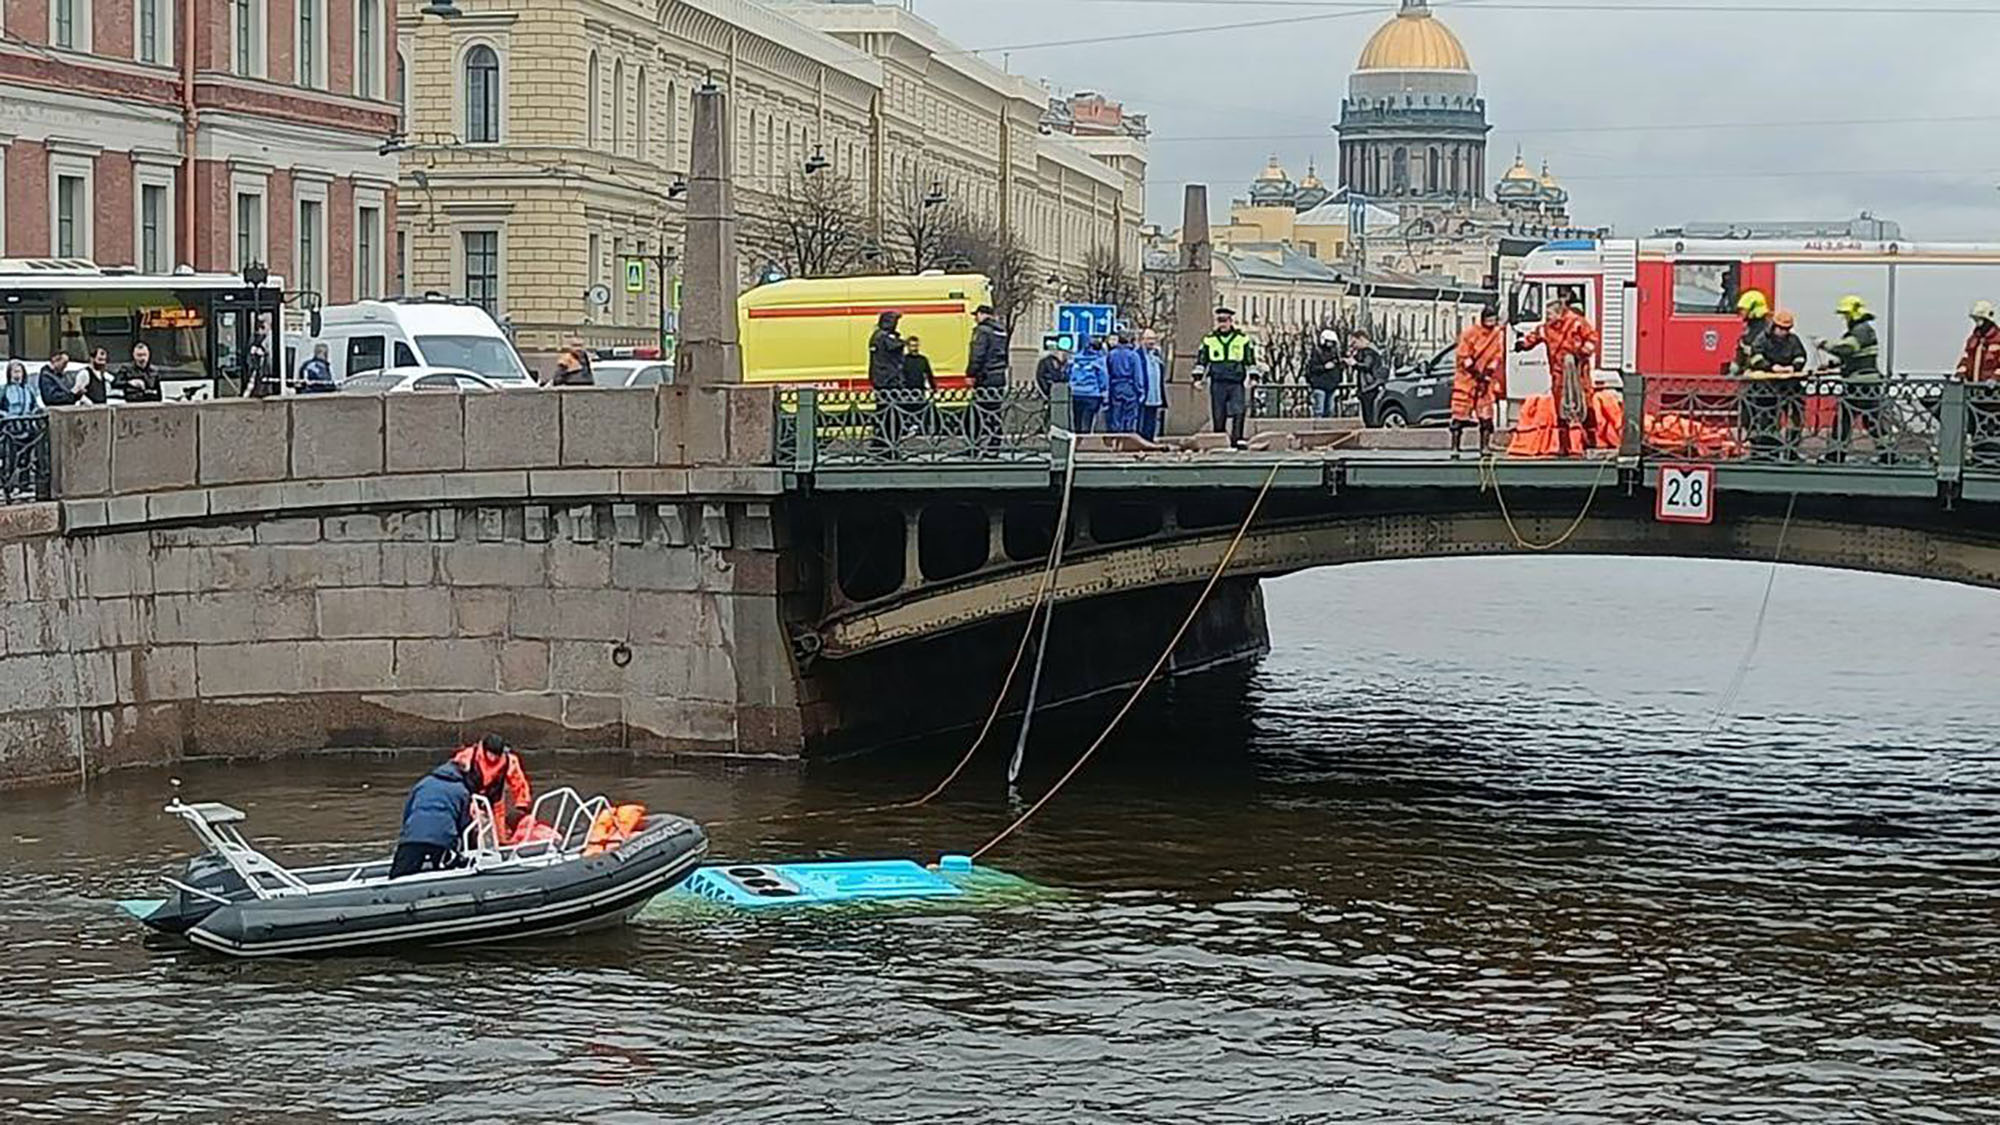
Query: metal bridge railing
[[1968, 382, 2000, 472], [1637, 374, 1949, 467], [0, 418, 51, 503], [774, 386, 1052, 470], [1248, 382, 1361, 421]]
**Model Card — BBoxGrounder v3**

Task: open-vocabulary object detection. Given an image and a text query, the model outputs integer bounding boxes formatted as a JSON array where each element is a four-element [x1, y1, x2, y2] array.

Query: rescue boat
[[123, 789, 706, 958]]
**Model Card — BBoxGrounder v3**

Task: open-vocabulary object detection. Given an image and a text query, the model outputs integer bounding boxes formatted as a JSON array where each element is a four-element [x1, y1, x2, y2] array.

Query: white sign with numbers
[[1656, 464, 1716, 525]]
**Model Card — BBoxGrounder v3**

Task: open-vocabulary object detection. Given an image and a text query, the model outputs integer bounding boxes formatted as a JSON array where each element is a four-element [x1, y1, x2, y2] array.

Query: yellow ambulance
[[737, 272, 993, 390]]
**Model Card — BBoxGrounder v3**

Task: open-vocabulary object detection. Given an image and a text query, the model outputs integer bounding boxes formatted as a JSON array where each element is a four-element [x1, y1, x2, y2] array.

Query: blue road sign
[[1056, 303, 1116, 343]]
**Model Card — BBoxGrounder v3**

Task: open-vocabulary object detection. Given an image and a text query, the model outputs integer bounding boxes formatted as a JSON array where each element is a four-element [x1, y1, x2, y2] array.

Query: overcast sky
[[906, 0, 2000, 240]]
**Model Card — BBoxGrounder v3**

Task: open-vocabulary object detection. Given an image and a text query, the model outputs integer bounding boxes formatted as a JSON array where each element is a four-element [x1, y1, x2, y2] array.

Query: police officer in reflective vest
[[1193, 307, 1257, 448]]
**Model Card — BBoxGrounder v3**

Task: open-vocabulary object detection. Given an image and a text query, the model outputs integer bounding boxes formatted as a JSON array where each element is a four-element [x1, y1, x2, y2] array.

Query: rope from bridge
[[1474, 409, 1631, 552], [970, 462, 1283, 862], [706, 434, 1084, 830], [1699, 491, 1800, 742]]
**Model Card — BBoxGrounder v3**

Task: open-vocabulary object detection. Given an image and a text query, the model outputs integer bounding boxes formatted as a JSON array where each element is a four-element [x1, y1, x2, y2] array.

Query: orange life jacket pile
[[1640, 412, 1744, 459], [583, 803, 648, 856], [1505, 390, 1625, 458], [510, 817, 559, 846]]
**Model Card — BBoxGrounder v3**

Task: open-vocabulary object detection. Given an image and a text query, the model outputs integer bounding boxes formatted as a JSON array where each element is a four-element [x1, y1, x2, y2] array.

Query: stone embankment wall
[[0, 386, 802, 788]]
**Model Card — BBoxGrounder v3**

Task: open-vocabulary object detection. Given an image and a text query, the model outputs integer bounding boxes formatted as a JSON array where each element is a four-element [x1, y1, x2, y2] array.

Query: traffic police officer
[[1193, 307, 1257, 448]]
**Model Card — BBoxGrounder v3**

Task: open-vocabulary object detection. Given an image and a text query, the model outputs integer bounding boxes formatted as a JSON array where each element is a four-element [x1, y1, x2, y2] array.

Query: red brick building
[[0, 0, 400, 303]]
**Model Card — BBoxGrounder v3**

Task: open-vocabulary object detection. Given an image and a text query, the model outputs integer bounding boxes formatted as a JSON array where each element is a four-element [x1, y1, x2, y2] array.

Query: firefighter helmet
[[1973, 300, 1998, 324], [1772, 310, 1796, 329], [1836, 294, 1870, 320], [1737, 290, 1770, 318]]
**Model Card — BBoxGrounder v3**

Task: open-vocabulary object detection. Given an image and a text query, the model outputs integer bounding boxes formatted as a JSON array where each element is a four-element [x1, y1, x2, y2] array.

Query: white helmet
[[1319, 329, 1340, 346]]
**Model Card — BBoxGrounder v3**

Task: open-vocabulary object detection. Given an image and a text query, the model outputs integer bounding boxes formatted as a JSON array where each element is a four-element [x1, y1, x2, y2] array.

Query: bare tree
[[1074, 245, 1142, 314], [1140, 264, 1177, 336], [756, 172, 869, 279], [883, 177, 969, 274], [944, 214, 1040, 330]]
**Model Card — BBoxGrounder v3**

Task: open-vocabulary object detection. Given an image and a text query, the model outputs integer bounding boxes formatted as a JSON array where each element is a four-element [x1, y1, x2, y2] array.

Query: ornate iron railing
[[1968, 382, 2000, 471], [1248, 382, 1360, 420], [1638, 375, 1946, 467], [775, 386, 1052, 469], [0, 417, 50, 503]]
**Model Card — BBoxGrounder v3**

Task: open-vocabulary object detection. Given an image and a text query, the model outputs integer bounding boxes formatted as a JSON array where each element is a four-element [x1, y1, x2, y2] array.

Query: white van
[[304, 295, 535, 389]]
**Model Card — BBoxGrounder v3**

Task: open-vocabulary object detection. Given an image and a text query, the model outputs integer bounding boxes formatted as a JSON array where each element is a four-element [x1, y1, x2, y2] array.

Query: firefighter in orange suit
[[1515, 293, 1600, 456], [451, 734, 534, 841], [1451, 304, 1507, 457]]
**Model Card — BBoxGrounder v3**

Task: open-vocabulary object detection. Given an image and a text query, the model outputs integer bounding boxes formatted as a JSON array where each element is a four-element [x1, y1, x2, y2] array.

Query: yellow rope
[[1475, 403, 1634, 552], [971, 461, 1283, 861]]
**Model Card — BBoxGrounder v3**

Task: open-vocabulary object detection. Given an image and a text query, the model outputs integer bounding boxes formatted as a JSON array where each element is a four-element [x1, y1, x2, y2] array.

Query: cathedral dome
[[1249, 155, 1297, 205], [1357, 1, 1472, 72]]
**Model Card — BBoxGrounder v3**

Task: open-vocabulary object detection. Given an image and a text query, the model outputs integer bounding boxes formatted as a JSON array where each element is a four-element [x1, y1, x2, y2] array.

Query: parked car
[[339, 366, 499, 394], [1376, 345, 1456, 428], [590, 358, 675, 388]]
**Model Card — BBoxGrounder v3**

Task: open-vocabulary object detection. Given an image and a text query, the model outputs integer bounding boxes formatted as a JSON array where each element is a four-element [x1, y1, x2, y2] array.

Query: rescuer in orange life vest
[[1516, 292, 1600, 456], [451, 734, 534, 840], [1450, 303, 1507, 457]]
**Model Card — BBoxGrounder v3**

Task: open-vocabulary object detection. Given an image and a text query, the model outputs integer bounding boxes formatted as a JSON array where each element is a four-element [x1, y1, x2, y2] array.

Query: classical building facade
[[0, 0, 401, 298], [397, 0, 1140, 367]]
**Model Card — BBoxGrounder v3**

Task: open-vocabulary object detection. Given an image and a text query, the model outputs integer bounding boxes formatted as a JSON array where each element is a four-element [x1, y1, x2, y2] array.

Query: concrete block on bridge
[[385, 394, 467, 474], [197, 398, 289, 486], [110, 405, 197, 493], [466, 392, 562, 471], [560, 388, 660, 467], [51, 408, 112, 497], [290, 396, 386, 480]]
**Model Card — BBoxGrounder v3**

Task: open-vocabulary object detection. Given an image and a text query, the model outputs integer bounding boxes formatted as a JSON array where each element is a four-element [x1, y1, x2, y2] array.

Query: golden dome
[[1539, 159, 1561, 188], [1300, 162, 1324, 190], [1357, 1, 1472, 72], [1501, 152, 1534, 181], [1257, 155, 1289, 182]]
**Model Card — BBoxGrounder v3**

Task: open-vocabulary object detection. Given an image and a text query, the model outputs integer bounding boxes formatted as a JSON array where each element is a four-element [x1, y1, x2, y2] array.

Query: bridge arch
[[811, 501, 2000, 660]]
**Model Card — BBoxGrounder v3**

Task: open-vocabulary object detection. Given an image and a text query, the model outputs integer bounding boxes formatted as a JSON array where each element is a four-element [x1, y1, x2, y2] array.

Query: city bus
[[0, 259, 287, 399]]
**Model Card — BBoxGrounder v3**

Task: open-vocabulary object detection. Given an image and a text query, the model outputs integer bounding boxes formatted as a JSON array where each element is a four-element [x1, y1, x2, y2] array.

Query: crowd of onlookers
[[1, 344, 169, 417]]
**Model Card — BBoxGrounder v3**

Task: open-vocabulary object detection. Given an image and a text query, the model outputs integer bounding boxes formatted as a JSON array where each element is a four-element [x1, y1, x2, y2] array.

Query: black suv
[[1375, 345, 1456, 427]]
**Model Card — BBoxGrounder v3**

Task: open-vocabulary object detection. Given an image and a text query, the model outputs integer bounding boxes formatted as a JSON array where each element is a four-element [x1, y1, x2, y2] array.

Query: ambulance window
[[1673, 262, 1740, 316], [394, 341, 419, 367], [347, 336, 387, 376]]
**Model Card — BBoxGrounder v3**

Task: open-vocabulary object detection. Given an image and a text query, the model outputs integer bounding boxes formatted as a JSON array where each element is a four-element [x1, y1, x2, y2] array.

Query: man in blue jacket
[[391, 760, 476, 878], [1105, 331, 1146, 435], [1066, 338, 1109, 434]]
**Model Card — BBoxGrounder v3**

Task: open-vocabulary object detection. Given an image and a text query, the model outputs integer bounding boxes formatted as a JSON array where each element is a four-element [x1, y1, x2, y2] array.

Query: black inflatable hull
[[184, 817, 706, 959]]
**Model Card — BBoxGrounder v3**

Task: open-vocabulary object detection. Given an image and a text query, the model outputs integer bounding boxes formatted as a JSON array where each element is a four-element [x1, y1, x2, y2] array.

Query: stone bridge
[[3, 377, 1998, 786]]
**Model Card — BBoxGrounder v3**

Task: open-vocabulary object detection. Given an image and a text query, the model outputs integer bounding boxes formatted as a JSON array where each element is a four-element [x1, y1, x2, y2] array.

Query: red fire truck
[[1504, 237, 2000, 406]]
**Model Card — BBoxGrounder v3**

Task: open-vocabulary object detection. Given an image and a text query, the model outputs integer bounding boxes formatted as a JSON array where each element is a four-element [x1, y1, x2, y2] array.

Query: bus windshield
[[415, 335, 532, 385], [54, 289, 213, 377]]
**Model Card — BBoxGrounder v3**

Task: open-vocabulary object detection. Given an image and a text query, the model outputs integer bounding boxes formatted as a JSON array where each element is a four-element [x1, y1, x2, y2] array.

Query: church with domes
[[1218, 0, 1593, 287]]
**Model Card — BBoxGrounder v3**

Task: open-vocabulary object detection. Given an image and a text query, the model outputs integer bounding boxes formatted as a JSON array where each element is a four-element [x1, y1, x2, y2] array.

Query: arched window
[[636, 67, 648, 161], [612, 59, 625, 154], [464, 45, 500, 144], [586, 51, 600, 148], [665, 81, 678, 168]]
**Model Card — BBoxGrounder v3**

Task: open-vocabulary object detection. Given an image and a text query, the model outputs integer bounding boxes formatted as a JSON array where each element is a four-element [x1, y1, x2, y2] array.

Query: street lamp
[[804, 145, 829, 175], [923, 180, 947, 209], [419, 0, 463, 17]]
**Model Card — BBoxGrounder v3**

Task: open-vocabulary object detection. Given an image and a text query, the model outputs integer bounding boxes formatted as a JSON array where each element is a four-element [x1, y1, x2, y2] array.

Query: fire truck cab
[[1507, 237, 2000, 407]]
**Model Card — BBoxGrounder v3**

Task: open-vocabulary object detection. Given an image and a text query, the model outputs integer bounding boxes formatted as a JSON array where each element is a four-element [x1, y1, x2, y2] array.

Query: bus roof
[[0, 259, 277, 290]]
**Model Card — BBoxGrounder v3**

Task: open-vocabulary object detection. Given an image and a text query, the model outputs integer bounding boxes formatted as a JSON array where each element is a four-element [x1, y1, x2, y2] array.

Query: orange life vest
[[584, 803, 648, 856]]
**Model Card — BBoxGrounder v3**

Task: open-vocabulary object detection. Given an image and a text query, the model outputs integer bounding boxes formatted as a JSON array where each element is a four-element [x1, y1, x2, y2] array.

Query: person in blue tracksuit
[[1066, 338, 1109, 434], [392, 760, 476, 878], [1105, 332, 1146, 435]]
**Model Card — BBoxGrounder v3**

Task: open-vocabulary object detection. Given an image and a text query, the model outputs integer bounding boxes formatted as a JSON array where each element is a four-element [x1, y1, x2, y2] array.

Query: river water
[[4, 558, 1999, 1123]]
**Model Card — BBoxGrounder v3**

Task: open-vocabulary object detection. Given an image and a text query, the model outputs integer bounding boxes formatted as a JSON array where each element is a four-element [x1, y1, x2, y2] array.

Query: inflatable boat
[[124, 789, 706, 958]]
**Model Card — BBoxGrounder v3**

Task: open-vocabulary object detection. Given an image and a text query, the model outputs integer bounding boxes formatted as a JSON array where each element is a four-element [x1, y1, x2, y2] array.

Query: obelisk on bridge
[[679, 81, 741, 385], [1173, 184, 1214, 385]]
